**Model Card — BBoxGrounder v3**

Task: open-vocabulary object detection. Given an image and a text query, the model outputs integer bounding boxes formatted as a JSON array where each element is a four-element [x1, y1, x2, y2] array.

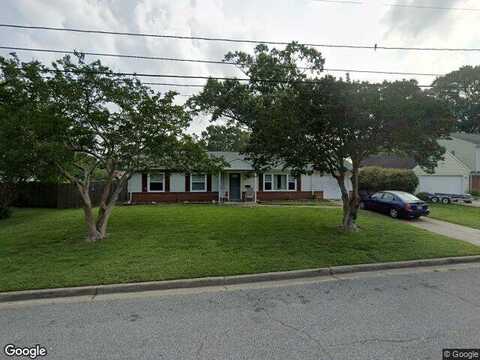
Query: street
[[1, 264, 480, 360]]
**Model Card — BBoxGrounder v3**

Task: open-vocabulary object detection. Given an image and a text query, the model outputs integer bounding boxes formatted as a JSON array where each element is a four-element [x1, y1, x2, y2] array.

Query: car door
[[378, 192, 395, 214], [368, 192, 384, 211]]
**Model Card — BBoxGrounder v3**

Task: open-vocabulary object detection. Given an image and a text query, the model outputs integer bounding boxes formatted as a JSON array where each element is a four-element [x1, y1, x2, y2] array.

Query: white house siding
[[170, 173, 185, 192], [438, 138, 476, 171], [128, 171, 353, 199], [211, 174, 219, 192], [414, 152, 471, 194], [128, 173, 142, 193], [476, 147, 480, 173], [301, 172, 352, 200]]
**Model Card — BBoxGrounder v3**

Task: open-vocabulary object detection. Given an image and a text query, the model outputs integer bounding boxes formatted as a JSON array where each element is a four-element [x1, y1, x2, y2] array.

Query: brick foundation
[[131, 191, 324, 203], [132, 192, 219, 203], [257, 191, 323, 201]]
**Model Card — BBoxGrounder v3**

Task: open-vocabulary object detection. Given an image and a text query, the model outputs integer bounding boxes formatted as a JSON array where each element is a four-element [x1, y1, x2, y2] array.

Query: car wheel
[[441, 197, 450, 204], [389, 208, 399, 219], [359, 201, 365, 209], [431, 197, 439, 203]]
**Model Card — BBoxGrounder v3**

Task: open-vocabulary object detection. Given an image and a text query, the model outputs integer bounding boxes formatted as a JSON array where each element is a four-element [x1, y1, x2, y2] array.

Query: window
[[264, 174, 296, 191], [191, 174, 207, 192], [288, 176, 297, 191], [371, 192, 382, 200], [382, 193, 394, 202], [264, 174, 273, 190], [149, 173, 164, 192]]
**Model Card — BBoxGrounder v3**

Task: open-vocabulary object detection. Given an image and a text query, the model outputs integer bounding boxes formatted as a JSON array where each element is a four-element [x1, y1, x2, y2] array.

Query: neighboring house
[[127, 151, 352, 203], [362, 132, 480, 194]]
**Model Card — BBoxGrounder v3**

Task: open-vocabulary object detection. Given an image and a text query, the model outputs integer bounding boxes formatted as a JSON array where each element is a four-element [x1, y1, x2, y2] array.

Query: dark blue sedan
[[360, 191, 430, 219]]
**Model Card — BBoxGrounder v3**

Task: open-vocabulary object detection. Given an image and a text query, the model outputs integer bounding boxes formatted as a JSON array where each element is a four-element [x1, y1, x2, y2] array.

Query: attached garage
[[301, 172, 353, 199], [414, 152, 471, 195], [417, 175, 466, 194]]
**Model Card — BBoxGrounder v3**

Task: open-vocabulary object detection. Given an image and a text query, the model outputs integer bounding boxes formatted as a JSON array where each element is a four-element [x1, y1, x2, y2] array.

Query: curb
[[2, 255, 480, 303]]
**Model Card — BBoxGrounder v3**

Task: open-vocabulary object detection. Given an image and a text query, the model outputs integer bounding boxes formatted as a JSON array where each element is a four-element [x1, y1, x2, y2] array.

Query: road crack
[[261, 309, 333, 359]]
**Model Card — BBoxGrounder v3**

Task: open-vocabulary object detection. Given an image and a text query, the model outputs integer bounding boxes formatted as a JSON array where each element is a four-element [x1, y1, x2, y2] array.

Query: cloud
[[382, 0, 463, 38], [1, 0, 480, 134]]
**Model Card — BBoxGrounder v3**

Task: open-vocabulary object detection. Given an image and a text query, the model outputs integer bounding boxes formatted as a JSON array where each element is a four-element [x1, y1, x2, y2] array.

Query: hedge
[[359, 166, 419, 194]]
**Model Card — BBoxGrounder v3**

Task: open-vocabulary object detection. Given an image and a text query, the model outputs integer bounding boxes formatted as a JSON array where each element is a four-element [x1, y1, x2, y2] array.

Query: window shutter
[[207, 174, 212, 192], [165, 172, 170, 192], [258, 173, 263, 191], [185, 174, 190, 192], [142, 173, 148, 192], [297, 176, 302, 192]]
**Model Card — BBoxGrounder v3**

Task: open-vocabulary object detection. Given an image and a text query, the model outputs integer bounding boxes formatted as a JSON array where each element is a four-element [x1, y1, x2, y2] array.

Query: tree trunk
[[95, 174, 129, 239], [335, 166, 360, 232], [77, 184, 102, 242]]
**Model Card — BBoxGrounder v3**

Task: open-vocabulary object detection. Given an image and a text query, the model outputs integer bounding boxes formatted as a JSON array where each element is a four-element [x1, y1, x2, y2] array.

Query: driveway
[[1, 263, 480, 360], [406, 217, 480, 246], [460, 200, 480, 208]]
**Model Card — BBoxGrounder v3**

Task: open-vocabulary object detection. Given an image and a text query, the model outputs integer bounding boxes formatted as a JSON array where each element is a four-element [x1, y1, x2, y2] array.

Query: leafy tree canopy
[[431, 65, 480, 133], [190, 43, 454, 230], [0, 53, 222, 240], [200, 124, 250, 152]]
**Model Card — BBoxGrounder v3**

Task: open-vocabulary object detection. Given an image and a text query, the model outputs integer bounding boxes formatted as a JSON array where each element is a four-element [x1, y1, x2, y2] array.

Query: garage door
[[314, 175, 352, 199], [417, 175, 465, 194]]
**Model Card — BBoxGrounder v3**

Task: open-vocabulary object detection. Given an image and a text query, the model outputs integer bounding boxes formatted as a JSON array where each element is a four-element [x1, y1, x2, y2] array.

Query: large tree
[[190, 43, 454, 231], [201, 124, 250, 152], [430, 65, 480, 133], [0, 54, 220, 240]]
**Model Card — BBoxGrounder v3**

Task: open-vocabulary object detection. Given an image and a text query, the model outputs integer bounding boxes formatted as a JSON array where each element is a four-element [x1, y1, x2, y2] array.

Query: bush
[[359, 166, 419, 194]]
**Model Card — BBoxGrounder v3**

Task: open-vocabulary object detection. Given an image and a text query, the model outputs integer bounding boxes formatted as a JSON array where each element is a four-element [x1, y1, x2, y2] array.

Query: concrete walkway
[[406, 217, 480, 246]]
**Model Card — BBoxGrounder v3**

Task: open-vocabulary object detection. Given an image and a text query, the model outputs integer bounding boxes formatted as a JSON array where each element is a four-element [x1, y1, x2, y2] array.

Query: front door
[[229, 173, 241, 201]]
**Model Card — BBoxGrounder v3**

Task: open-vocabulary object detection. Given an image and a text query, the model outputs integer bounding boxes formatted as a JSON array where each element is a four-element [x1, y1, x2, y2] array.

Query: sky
[[1, 0, 479, 134]]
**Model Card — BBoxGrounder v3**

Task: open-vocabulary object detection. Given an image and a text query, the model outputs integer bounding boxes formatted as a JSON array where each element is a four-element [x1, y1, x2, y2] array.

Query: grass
[[258, 199, 339, 206], [1, 205, 479, 292], [430, 204, 480, 230]]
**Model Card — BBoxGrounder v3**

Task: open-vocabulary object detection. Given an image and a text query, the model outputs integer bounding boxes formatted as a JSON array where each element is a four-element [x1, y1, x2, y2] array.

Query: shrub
[[359, 166, 419, 194]]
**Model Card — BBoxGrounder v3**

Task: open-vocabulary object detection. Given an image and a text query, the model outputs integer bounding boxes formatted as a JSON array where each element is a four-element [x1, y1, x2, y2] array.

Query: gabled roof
[[209, 151, 353, 172], [450, 132, 480, 145], [208, 151, 254, 171], [361, 154, 417, 169]]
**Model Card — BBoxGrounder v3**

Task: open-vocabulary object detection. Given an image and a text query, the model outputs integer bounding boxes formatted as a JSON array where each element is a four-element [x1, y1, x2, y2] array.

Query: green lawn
[[1, 205, 479, 292], [430, 204, 480, 230]]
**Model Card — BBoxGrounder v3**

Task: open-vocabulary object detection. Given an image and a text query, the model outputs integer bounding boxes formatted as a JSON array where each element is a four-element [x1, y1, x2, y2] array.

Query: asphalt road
[[1, 264, 480, 360]]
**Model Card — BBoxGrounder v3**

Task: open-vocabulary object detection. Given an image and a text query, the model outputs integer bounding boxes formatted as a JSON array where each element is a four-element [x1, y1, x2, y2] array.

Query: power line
[[143, 82, 205, 88], [0, 45, 443, 77], [40, 67, 432, 87], [1, 23, 480, 52], [313, 0, 480, 11]]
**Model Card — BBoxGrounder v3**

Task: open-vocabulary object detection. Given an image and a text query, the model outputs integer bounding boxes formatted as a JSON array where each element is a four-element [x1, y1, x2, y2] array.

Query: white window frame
[[148, 172, 165, 192], [263, 173, 297, 192], [190, 174, 207, 192]]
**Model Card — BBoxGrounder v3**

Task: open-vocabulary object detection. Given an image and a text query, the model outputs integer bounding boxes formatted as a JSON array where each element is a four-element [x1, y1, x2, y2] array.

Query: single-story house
[[127, 151, 352, 203], [362, 132, 480, 194]]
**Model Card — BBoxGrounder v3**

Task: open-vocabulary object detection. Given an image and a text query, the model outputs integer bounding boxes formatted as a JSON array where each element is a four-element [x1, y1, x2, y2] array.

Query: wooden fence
[[13, 182, 128, 209], [472, 175, 480, 192]]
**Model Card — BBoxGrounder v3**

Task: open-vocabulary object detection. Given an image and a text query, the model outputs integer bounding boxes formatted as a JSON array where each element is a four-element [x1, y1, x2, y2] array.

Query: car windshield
[[395, 193, 421, 202]]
